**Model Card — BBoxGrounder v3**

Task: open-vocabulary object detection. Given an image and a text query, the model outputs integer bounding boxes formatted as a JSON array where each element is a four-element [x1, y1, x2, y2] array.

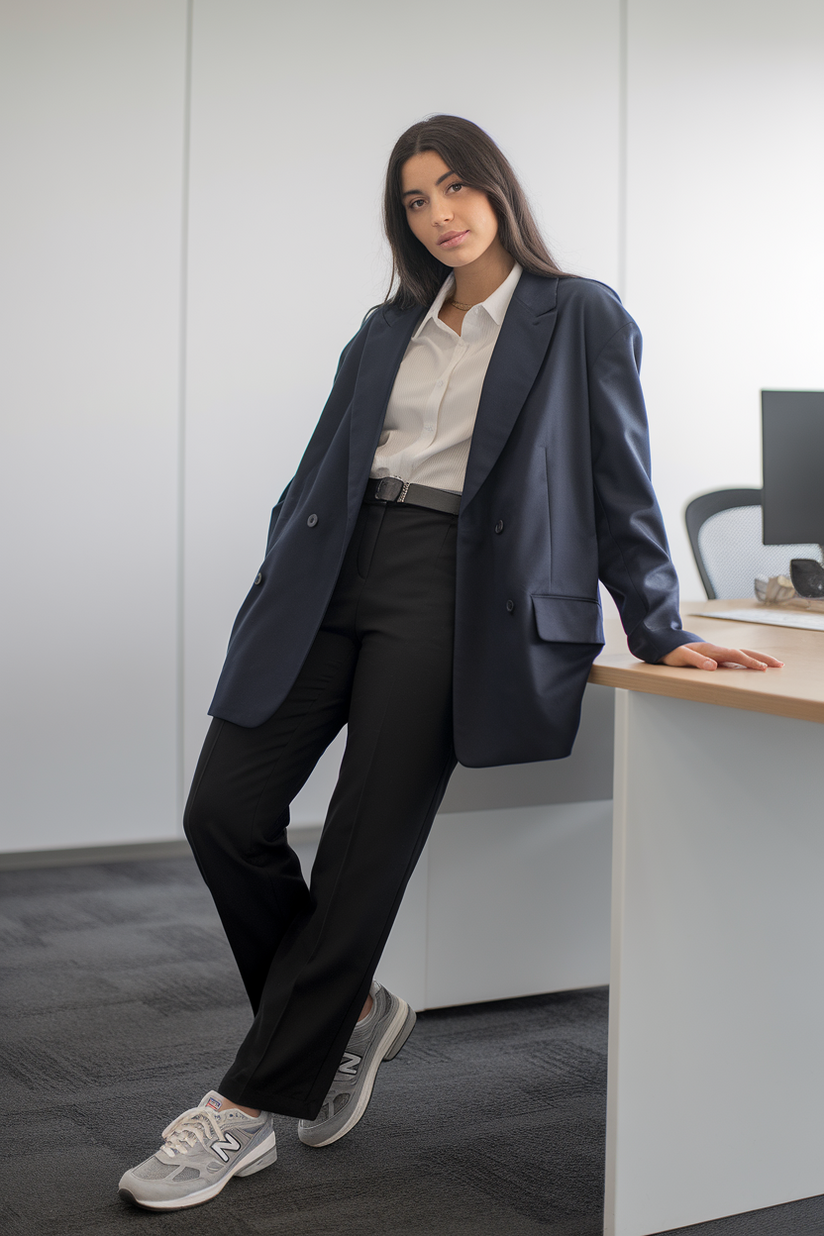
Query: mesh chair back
[[685, 488, 822, 599]]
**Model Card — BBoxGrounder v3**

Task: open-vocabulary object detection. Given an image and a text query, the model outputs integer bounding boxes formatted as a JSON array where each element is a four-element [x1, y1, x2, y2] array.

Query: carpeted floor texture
[[1, 856, 822, 1236]]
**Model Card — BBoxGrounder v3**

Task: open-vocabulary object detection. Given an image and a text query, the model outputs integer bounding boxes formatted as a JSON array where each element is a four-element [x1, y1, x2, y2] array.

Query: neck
[[451, 245, 515, 308]]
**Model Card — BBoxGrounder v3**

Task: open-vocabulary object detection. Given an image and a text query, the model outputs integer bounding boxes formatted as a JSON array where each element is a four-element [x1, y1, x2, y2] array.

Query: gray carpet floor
[[1, 856, 822, 1236]]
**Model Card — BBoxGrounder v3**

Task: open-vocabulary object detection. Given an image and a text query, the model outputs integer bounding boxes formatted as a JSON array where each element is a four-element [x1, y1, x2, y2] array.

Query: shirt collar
[[413, 261, 523, 338]]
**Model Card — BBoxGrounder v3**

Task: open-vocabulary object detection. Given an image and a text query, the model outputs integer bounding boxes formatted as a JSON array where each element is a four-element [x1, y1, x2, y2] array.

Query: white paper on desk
[[692, 607, 824, 632]]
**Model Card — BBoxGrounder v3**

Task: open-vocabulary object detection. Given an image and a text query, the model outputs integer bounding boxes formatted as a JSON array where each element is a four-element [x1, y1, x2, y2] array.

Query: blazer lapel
[[460, 273, 559, 512], [347, 302, 423, 519]]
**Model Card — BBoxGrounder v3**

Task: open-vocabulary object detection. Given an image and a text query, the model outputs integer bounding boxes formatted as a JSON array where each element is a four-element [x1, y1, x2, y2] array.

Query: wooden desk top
[[589, 598, 824, 725]]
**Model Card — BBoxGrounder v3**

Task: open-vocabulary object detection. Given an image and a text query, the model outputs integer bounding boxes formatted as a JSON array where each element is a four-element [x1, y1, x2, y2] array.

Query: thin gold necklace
[[450, 298, 475, 312]]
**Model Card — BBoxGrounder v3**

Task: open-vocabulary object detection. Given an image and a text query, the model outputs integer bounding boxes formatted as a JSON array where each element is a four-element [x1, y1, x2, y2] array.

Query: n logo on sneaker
[[212, 1133, 241, 1162], [338, 1051, 362, 1077]]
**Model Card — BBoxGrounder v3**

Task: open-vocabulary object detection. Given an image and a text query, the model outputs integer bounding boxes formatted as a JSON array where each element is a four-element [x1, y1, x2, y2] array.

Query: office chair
[[684, 488, 822, 599]]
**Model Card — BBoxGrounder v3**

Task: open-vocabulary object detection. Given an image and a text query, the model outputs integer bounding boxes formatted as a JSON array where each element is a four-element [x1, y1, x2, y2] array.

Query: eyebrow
[[401, 169, 458, 198]]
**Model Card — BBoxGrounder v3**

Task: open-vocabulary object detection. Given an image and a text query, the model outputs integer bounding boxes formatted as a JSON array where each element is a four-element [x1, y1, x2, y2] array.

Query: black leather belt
[[365, 476, 461, 516]]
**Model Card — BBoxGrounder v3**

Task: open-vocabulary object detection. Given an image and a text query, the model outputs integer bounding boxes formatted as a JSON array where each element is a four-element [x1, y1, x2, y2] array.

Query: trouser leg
[[183, 625, 356, 1012], [186, 503, 458, 1119]]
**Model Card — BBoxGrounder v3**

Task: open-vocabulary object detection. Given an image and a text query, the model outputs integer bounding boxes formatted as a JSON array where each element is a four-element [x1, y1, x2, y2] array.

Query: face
[[400, 150, 504, 271]]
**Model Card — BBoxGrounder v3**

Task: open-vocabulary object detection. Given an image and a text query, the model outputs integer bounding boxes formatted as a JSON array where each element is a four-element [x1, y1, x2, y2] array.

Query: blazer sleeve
[[588, 319, 699, 661]]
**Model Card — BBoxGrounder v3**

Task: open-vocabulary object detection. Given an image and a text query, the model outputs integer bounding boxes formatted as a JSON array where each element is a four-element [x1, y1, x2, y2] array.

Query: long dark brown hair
[[383, 115, 569, 309]]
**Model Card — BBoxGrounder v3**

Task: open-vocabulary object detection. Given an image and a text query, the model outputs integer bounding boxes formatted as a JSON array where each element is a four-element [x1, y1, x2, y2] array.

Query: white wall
[[2, 0, 823, 853], [1, 1, 187, 850], [626, 0, 824, 598]]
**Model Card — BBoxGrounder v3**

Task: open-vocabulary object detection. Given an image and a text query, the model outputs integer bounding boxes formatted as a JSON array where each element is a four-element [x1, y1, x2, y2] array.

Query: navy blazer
[[209, 272, 697, 766]]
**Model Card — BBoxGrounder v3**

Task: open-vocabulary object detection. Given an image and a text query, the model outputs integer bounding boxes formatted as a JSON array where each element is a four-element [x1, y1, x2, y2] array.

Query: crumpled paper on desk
[[755, 575, 824, 610]]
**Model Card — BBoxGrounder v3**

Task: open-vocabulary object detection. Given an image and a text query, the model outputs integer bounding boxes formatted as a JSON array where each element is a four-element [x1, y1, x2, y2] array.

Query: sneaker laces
[[161, 1105, 225, 1157]]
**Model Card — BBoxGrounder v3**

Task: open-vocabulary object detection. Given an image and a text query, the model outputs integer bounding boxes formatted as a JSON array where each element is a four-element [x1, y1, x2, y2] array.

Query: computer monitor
[[761, 390, 824, 547]]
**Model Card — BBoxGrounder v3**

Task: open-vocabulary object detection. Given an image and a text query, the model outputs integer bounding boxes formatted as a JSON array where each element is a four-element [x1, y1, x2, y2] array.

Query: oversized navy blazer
[[209, 271, 698, 767]]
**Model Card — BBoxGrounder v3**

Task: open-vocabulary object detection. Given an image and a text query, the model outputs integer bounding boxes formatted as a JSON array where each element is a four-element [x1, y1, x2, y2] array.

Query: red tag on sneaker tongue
[[204, 1094, 223, 1111]]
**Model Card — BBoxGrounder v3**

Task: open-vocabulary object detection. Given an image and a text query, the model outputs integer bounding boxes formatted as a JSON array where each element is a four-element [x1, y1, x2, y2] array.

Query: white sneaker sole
[[118, 1130, 278, 1211], [300, 999, 416, 1148]]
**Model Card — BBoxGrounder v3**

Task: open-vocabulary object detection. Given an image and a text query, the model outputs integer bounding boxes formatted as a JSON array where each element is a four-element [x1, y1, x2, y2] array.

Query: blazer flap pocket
[[532, 595, 604, 644]]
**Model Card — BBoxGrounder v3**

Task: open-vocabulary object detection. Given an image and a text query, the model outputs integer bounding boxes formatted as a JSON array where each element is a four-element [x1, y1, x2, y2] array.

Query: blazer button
[[254, 572, 262, 586], [307, 514, 318, 527], [506, 599, 515, 613], [494, 520, 504, 534]]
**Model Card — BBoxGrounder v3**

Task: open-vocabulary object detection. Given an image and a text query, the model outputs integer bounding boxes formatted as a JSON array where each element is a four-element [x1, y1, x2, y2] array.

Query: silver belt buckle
[[374, 476, 407, 502]]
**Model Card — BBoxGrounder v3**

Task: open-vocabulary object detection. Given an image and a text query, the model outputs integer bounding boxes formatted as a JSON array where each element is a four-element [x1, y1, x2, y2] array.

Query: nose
[[432, 196, 453, 226]]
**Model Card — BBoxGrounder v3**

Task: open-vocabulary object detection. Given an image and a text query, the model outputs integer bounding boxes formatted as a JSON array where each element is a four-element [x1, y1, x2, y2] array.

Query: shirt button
[[495, 520, 504, 534], [506, 599, 515, 613], [307, 514, 318, 527], [436, 380, 444, 388], [254, 572, 262, 585]]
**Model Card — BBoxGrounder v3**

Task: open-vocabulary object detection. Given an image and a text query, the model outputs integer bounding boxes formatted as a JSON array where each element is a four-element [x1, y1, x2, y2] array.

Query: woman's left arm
[[659, 643, 784, 670], [585, 297, 782, 674]]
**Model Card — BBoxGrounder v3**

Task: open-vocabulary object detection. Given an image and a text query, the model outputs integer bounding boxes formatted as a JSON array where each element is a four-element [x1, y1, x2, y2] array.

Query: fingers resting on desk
[[659, 643, 785, 671]]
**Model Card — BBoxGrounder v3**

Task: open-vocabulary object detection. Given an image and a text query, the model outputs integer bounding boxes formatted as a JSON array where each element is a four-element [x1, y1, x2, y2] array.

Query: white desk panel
[[605, 689, 824, 1236]]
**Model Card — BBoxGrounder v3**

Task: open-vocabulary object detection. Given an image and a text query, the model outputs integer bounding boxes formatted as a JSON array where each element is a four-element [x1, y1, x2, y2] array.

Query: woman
[[119, 116, 780, 1211]]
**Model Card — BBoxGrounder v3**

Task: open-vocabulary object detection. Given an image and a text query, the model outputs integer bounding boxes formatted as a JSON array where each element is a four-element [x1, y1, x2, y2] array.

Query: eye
[[406, 197, 425, 211], [446, 182, 464, 194]]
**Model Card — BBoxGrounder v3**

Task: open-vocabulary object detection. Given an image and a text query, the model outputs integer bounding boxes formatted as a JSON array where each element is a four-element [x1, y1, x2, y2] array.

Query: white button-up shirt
[[370, 262, 523, 494]]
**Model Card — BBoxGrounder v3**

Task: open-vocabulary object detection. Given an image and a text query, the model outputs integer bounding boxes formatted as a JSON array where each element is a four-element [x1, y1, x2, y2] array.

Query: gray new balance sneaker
[[118, 1091, 277, 1210], [298, 982, 416, 1148]]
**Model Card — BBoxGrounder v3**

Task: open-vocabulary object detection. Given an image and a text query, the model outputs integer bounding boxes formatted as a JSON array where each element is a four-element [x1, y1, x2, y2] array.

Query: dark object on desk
[[684, 487, 821, 599], [791, 558, 824, 598]]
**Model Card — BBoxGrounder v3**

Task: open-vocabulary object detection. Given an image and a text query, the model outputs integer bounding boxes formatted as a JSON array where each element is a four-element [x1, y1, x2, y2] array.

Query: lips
[[437, 230, 469, 249]]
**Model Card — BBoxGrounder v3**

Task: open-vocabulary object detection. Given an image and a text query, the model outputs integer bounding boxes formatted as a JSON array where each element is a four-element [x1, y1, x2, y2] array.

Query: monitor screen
[[761, 390, 824, 546]]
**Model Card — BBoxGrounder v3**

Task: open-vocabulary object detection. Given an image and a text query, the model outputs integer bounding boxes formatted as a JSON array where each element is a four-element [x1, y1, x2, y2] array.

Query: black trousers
[[183, 501, 458, 1119]]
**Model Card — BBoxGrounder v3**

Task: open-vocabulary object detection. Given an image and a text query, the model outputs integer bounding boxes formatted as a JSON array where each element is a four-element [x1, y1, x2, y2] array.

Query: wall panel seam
[[176, 0, 194, 832], [617, 0, 628, 301]]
